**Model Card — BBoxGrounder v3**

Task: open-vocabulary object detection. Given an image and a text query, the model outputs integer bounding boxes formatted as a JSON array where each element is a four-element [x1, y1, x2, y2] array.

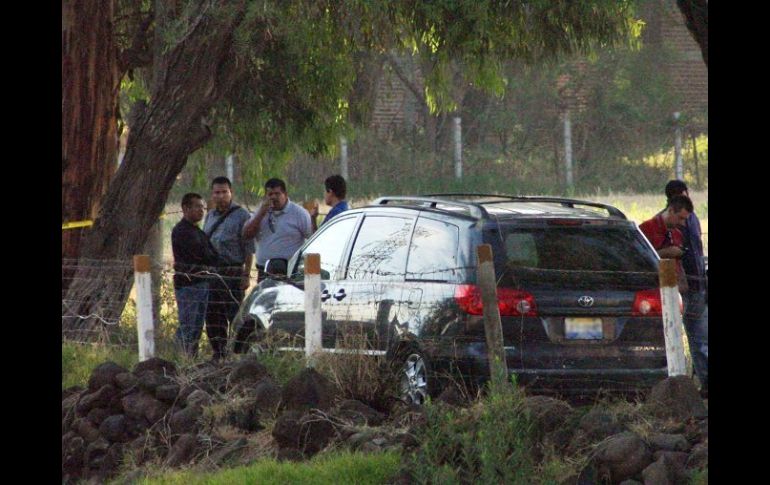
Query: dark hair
[[668, 194, 693, 214], [265, 178, 287, 193], [324, 174, 347, 199], [211, 176, 232, 188], [665, 179, 688, 200], [181, 192, 203, 208]]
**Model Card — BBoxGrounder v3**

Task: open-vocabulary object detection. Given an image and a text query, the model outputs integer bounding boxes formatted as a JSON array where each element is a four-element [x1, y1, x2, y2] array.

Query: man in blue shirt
[[310, 174, 349, 232], [662, 180, 708, 394]]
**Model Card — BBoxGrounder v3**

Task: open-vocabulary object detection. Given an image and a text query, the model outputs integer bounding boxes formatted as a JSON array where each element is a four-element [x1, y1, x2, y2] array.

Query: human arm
[[242, 199, 270, 240]]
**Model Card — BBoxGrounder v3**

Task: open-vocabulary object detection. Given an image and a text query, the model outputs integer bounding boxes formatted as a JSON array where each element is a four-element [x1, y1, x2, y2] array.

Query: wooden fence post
[[134, 255, 155, 361], [477, 244, 508, 388], [659, 259, 688, 376], [304, 253, 322, 366]]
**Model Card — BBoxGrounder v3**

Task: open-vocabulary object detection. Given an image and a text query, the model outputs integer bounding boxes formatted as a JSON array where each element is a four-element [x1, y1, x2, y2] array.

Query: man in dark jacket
[[172, 193, 219, 357], [662, 180, 708, 394]]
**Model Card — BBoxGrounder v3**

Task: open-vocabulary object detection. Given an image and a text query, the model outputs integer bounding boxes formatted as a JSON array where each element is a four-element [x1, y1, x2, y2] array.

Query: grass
[[62, 342, 139, 389], [130, 450, 401, 485]]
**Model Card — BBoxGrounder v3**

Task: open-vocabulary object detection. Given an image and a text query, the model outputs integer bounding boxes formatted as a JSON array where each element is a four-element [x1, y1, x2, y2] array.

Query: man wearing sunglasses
[[242, 178, 312, 282]]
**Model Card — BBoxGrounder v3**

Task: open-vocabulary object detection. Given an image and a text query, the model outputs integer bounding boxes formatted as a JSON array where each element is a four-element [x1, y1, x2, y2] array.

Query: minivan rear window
[[485, 225, 658, 289]]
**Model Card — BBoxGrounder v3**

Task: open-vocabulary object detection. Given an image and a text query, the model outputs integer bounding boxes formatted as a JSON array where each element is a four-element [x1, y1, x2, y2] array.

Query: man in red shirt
[[639, 195, 693, 292]]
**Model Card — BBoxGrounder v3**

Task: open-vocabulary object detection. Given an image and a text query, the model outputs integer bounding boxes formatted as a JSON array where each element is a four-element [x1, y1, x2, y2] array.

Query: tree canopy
[[62, 0, 642, 337]]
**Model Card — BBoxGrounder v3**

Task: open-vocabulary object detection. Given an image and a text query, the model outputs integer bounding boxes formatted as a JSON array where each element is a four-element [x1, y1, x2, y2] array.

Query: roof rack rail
[[371, 196, 487, 219], [421, 193, 627, 219]]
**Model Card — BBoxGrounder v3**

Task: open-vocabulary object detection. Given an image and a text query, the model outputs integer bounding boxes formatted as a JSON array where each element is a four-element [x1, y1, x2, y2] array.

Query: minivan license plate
[[565, 318, 603, 340]]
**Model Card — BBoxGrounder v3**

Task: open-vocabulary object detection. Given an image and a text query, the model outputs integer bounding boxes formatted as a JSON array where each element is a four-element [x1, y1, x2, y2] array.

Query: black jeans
[[205, 266, 244, 360]]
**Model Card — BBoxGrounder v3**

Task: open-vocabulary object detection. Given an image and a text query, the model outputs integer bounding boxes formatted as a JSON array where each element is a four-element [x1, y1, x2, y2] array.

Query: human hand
[[240, 274, 250, 290]]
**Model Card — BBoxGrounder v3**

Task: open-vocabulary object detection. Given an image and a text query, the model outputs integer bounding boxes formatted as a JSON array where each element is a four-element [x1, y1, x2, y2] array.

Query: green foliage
[[406, 380, 535, 484], [132, 450, 401, 485], [689, 467, 708, 485]]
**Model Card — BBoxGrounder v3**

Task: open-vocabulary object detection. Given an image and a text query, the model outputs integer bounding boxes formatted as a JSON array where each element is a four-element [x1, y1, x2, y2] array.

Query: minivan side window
[[294, 216, 358, 280], [347, 216, 413, 281], [406, 217, 459, 281]]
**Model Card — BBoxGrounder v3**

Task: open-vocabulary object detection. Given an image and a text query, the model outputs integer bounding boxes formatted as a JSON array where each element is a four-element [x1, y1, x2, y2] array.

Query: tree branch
[[385, 53, 426, 106]]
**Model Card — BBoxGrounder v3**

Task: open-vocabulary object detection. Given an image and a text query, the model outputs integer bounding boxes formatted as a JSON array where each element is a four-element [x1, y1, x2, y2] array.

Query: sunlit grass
[[132, 450, 401, 485]]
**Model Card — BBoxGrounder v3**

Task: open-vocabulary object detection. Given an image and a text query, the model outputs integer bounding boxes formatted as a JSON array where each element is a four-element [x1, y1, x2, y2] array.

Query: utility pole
[[564, 110, 573, 190], [674, 112, 683, 180], [339, 136, 349, 180], [453, 117, 462, 180], [226, 153, 235, 183]]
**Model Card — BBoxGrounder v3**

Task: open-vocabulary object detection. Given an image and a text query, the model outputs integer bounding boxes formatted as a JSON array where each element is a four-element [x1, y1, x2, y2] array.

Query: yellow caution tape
[[62, 220, 94, 230]]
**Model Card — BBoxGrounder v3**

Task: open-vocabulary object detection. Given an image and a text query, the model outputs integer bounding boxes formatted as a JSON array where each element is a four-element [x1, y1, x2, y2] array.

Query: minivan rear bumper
[[427, 339, 668, 394]]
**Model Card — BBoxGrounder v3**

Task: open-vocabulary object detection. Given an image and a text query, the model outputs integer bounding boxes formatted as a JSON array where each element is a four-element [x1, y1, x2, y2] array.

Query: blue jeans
[[683, 289, 708, 388], [175, 282, 209, 357]]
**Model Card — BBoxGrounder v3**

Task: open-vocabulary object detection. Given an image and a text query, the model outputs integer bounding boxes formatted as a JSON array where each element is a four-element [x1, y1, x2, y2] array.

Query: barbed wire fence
[[62, 249, 700, 395]]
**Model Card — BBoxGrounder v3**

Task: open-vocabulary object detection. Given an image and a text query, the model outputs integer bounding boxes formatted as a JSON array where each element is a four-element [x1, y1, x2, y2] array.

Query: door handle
[[333, 289, 347, 301], [321, 289, 331, 302]]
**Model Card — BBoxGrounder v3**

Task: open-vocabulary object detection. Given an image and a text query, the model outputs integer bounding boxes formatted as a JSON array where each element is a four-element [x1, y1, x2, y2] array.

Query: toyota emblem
[[577, 296, 594, 308]]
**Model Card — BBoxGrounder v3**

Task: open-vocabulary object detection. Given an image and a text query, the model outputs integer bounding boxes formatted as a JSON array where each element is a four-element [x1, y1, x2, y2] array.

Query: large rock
[[593, 432, 652, 483], [227, 355, 270, 388], [186, 389, 213, 408], [73, 418, 101, 442], [86, 407, 111, 426], [253, 378, 282, 414], [207, 438, 249, 465], [227, 399, 263, 432], [84, 437, 111, 473], [641, 453, 683, 485], [121, 392, 170, 424], [523, 395, 573, 438], [62, 432, 86, 480], [165, 433, 198, 467], [155, 384, 181, 402], [168, 405, 203, 435], [579, 407, 624, 442], [686, 441, 708, 470], [137, 371, 174, 394], [88, 361, 129, 391], [334, 400, 385, 426], [298, 411, 337, 456], [77, 384, 118, 416], [99, 414, 144, 443], [272, 410, 304, 449], [648, 433, 691, 452], [133, 357, 177, 377], [646, 376, 707, 421], [114, 372, 138, 390], [279, 368, 334, 412]]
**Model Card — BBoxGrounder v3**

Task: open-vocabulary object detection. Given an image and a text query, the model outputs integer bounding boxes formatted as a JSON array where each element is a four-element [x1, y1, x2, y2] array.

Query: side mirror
[[264, 258, 288, 278]]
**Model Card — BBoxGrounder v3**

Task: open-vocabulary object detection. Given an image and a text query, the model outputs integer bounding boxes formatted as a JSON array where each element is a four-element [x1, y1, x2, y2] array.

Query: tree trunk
[[62, 0, 122, 291], [62, 2, 249, 340], [676, 0, 708, 68]]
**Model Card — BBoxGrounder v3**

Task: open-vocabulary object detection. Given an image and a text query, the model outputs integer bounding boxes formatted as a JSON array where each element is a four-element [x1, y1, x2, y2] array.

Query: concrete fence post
[[134, 255, 155, 361], [673, 112, 683, 180], [340, 136, 349, 180], [453, 117, 462, 179], [476, 244, 508, 388], [304, 253, 322, 366], [659, 259, 688, 376], [564, 109, 573, 190]]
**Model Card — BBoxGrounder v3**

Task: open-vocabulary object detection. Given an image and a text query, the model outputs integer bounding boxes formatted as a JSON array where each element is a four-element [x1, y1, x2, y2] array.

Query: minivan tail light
[[455, 285, 537, 316], [632, 289, 663, 316]]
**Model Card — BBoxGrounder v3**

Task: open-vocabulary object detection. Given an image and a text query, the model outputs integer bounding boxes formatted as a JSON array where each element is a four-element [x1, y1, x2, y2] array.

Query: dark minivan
[[231, 194, 668, 403]]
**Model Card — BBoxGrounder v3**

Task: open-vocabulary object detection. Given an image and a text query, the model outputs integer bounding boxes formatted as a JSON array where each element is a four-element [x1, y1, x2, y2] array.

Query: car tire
[[393, 343, 431, 405]]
